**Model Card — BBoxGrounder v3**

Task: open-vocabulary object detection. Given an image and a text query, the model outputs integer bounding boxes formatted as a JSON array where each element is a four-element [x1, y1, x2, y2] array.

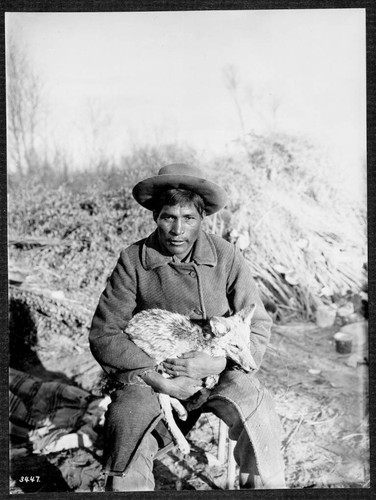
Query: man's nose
[[171, 218, 184, 234]]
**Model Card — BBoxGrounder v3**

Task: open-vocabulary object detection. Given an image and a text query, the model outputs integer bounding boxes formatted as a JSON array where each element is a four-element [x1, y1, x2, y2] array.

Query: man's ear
[[152, 210, 158, 223]]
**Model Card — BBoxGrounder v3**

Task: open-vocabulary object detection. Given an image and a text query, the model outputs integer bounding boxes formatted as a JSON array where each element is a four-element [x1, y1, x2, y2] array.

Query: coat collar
[[141, 230, 217, 270]]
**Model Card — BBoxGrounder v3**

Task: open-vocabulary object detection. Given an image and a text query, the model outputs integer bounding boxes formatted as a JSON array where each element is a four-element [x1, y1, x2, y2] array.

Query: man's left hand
[[163, 351, 226, 379]]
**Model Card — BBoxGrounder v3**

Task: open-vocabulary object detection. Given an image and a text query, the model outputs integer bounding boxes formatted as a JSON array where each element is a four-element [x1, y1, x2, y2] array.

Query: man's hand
[[140, 370, 202, 400], [163, 376, 203, 400], [163, 351, 227, 380]]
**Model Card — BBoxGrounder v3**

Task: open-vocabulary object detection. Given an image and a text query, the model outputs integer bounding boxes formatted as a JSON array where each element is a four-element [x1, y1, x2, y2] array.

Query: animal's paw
[[170, 397, 188, 421], [177, 438, 190, 455]]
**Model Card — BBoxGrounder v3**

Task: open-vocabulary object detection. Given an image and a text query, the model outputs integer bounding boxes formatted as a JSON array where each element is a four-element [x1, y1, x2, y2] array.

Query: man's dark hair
[[152, 188, 206, 218]]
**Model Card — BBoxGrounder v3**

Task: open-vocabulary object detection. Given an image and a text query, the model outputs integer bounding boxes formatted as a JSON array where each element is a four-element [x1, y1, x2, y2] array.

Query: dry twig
[[282, 415, 304, 451]]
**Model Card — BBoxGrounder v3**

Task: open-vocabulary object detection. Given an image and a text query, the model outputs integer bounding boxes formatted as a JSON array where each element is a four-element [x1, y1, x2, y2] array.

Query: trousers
[[103, 370, 286, 491]]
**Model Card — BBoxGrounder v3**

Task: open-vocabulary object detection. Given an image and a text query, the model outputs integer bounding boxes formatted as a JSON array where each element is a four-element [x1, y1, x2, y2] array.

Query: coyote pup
[[126, 304, 257, 454]]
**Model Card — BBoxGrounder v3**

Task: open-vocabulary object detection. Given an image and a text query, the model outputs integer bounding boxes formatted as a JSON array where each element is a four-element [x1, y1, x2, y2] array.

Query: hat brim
[[132, 174, 228, 215]]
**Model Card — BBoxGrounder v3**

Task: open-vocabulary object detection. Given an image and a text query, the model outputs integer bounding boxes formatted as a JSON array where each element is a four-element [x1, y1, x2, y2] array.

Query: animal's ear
[[238, 304, 256, 325], [209, 317, 230, 337]]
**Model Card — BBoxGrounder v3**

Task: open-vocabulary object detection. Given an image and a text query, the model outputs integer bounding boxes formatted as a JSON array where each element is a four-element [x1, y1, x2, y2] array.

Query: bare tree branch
[[7, 39, 44, 175], [223, 65, 247, 146]]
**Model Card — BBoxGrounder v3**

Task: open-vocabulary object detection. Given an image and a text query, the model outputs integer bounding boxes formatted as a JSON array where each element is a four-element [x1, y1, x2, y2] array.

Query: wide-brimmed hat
[[132, 163, 228, 215]]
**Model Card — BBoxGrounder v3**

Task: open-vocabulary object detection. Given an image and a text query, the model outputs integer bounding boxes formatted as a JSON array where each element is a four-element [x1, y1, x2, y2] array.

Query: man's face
[[155, 203, 203, 259]]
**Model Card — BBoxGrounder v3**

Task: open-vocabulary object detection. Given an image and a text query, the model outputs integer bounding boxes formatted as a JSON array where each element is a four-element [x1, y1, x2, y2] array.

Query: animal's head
[[209, 304, 257, 371]]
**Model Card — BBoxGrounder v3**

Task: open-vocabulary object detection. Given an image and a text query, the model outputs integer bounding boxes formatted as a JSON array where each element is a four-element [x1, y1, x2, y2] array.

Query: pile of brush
[[205, 137, 367, 321]]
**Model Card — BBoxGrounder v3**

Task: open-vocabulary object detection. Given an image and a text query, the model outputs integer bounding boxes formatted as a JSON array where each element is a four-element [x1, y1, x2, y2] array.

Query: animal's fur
[[126, 304, 257, 454]]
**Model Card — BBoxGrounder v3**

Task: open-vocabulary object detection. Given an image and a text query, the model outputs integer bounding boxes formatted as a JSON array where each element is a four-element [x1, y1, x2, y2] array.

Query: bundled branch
[[9, 235, 68, 248]]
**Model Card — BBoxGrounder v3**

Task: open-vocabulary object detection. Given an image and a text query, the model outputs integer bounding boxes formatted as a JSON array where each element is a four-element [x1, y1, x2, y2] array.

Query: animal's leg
[[158, 394, 190, 455], [170, 397, 188, 421]]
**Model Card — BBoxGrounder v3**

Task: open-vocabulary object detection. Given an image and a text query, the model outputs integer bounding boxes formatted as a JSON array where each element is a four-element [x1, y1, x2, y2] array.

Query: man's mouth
[[169, 240, 186, 245]]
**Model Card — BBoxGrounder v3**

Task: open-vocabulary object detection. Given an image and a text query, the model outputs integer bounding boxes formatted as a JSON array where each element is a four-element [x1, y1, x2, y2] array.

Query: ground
[[9, 315, 369, 493]]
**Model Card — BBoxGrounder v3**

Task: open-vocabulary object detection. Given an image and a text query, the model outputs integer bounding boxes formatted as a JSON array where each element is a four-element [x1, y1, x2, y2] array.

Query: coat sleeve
[[226, 247, 272, 369], [89, 249, 156, 383]]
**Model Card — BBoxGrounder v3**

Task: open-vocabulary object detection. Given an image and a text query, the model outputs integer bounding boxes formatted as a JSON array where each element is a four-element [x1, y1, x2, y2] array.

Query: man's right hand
[[163, 376, 203, 400], [141, 371, 202, 400]]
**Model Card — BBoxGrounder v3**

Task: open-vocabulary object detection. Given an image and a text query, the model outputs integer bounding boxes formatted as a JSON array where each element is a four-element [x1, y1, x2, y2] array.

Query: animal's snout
[[229, 342, 258, 371], [241, 351, 258, 371]]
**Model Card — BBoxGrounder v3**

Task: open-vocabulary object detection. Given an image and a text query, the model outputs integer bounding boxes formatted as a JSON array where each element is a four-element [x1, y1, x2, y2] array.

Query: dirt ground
[[9, 317, 369, 493]]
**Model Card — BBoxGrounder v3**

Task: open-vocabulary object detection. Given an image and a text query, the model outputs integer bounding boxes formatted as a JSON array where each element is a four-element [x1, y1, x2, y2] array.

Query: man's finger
[[164, 358, 178, 364], [163, 361, 181, 369], [165, 367, 181, 376], [164, 359, 187, 368], [179, 351, 197, 359], [164, 358, 188, 365], [163, 364, 188, 375]]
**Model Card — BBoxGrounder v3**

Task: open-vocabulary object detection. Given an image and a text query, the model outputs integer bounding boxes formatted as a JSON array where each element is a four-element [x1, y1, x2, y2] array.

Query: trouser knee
[[103, 384, 161, 474]]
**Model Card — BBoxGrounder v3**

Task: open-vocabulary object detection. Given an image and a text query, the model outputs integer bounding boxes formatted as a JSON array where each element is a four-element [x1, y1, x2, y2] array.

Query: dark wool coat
[[90, 229, 272, 380], [89, 230, 284, 485]]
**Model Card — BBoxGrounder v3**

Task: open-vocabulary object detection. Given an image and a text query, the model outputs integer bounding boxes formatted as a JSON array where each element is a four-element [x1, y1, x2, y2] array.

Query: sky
[[5, 9, 366, 186]]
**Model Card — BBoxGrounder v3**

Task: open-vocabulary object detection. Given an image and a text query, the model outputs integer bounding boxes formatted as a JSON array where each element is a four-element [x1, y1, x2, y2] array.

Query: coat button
[[189, 270, 197, 278]]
